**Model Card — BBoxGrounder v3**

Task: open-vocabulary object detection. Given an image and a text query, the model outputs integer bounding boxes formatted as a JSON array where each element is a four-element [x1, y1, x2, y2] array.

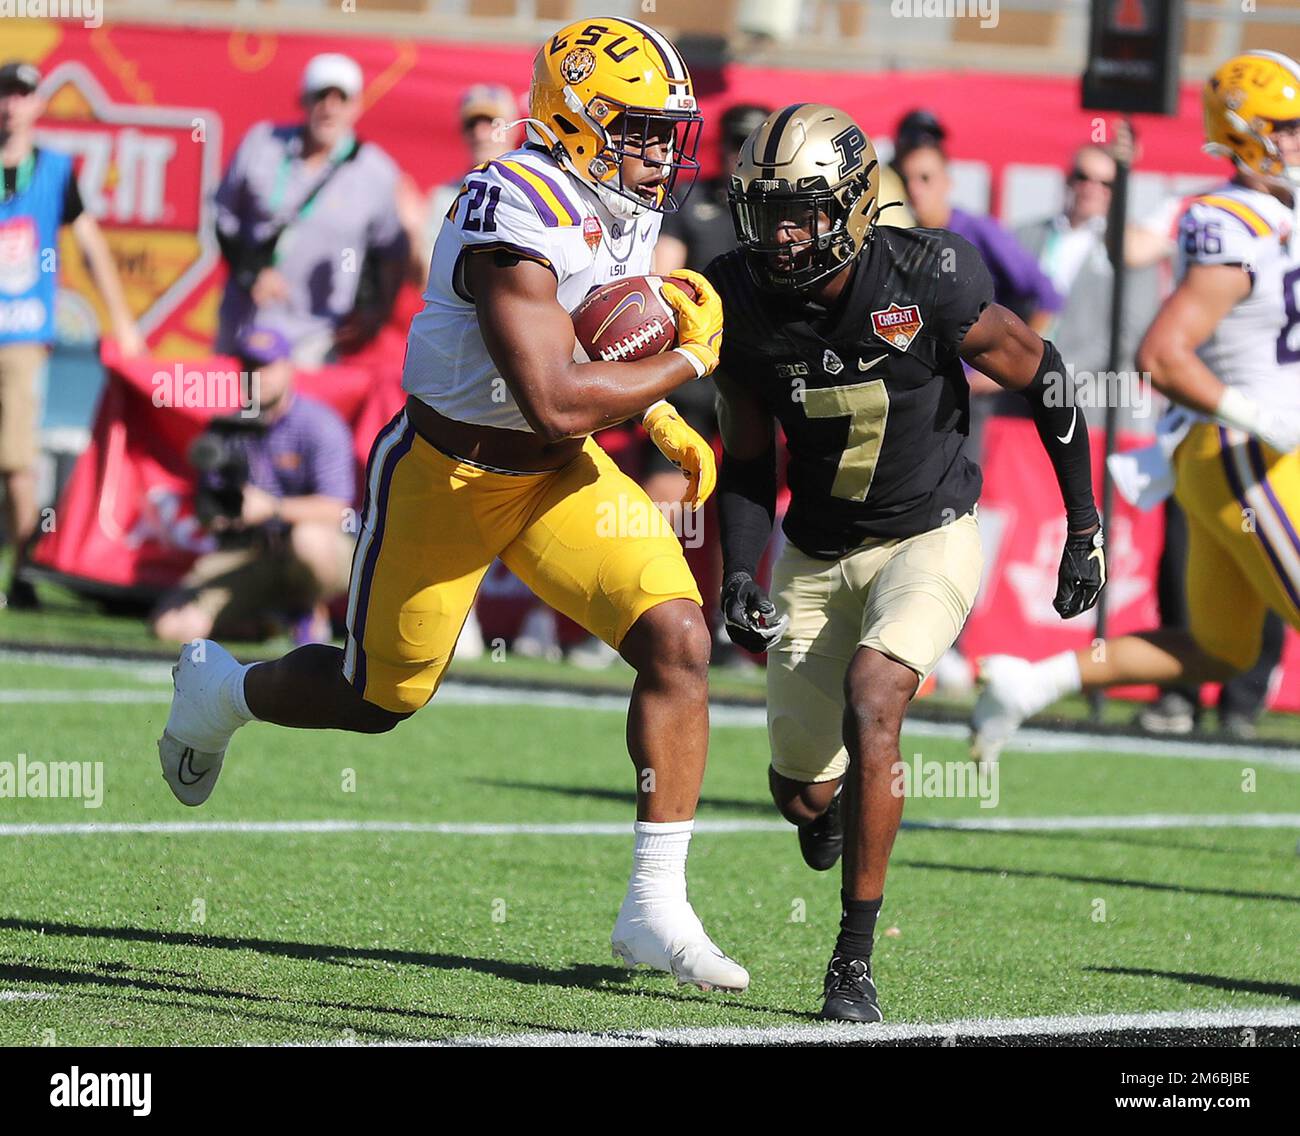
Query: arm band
[[719, 442, 777, 580], [1020, 339, 1100, 533]]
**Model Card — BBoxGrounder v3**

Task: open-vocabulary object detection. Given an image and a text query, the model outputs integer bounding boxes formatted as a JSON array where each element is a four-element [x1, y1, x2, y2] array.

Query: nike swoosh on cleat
[[1056, 407, 1079, 445], [177, 748, 208, 786], [858, 354, 888, 372]]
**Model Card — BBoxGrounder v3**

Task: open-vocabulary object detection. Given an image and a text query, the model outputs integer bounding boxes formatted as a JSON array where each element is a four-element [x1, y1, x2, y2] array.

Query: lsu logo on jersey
[[871, 303, 924, 351]]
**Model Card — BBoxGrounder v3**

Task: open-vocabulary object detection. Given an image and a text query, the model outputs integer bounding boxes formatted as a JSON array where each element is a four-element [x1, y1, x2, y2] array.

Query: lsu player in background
[[157, 17, 750, 992], [973, 52, 1300, 758]]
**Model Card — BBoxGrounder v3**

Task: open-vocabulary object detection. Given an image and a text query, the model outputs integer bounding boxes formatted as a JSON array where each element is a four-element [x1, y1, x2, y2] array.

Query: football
[[570, 274, 698, 363]]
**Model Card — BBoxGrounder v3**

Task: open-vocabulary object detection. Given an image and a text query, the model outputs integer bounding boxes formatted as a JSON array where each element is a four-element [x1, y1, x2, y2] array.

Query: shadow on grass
[[892, 859, 1300, 905], [901, 823, 1288, 861], [0, 959, 573, 1039], [0, 915, 626, 987], [0, 916, 803, 1024], [468, 777, 773, 815], [1087, 966, 1300, 1002]]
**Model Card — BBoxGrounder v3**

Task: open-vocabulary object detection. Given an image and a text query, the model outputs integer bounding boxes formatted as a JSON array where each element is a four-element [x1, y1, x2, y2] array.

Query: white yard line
[[0, 990, 56, 1002], [2, 670, 1300, 764], [1, 814, 1297, 838], [273, 1007, 1300, 1047], [0, 647, 171, 684], [0, 690, 167, 703]]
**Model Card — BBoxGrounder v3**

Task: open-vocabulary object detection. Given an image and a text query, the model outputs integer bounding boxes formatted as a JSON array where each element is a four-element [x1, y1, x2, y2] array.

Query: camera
[[188, 415, 266, 528]]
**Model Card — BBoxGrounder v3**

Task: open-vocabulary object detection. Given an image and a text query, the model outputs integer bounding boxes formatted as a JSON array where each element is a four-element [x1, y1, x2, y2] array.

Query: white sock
[[222, 663, 257, 724], [625, 820, 693, 909], [1035, 650, 1082, 711]]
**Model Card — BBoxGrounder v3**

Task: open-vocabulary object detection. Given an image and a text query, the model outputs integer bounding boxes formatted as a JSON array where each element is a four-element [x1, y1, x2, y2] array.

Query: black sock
[[835, 893, 882, 962]]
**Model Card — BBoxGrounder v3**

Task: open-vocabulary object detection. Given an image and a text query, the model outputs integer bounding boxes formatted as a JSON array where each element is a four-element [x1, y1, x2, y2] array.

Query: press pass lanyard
[[265, 133, 356, 263], [1, 152, 36, 203]]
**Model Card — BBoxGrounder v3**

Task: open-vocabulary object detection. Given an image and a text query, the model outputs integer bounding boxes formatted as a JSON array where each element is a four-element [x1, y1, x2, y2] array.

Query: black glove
[[1055, 526, 1106, 618], [721, 571, 788, 653]]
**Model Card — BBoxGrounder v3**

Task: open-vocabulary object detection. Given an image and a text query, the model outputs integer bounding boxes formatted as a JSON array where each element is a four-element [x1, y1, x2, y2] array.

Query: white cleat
[[970, 654, 1040, 765], [611, 899, 750, 992], [157, 640, 246, 806]]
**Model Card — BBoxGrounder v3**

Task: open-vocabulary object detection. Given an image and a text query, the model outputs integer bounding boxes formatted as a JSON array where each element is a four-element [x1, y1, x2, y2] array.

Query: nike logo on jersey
[[858, 354, 888, 372], [1056, 408, 1079, 445]]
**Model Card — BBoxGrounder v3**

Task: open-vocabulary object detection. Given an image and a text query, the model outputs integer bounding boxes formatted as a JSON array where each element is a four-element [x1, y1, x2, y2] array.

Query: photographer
[[151, 327, 355, 645], [1, 60, 144, 609], [213, 53, 408, 365]]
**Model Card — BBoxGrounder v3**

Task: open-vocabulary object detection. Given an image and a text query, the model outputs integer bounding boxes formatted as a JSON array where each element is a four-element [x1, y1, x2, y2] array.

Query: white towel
[[1106, 407, 1196, 511]]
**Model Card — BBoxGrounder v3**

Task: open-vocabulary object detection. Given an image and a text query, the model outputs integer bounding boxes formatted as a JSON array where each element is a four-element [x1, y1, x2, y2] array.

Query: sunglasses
[[1069, 169, 1114, 188]]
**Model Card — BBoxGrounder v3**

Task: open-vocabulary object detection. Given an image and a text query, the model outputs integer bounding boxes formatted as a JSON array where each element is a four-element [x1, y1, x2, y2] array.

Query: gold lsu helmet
[[729, 104, 882, 290], [1204, 51, 1300, 189], [528, 16, 702, 215]]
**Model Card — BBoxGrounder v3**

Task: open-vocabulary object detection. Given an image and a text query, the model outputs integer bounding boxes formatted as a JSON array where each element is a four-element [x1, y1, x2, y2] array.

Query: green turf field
[[0, 651, 1297, 1045]]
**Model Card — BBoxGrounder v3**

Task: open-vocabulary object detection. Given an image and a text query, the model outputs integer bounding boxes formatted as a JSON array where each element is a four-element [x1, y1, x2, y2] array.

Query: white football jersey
[[1176, 182, 1300, 417], [403, 146, 661, 432]]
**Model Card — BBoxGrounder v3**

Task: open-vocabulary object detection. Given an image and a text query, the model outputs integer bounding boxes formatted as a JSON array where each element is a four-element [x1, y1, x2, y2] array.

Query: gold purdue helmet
[[528, 16, 702, 217], [729, 104, 882, 291], [1204, 51, 1300, 190]]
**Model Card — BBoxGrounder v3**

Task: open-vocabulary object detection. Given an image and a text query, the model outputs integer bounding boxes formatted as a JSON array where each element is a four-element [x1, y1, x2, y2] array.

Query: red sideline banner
[[13, 20, 1221, 357], [964, 417, 1300, 713], [30, 342, 404, 595], [964, 417, 1163, 659]]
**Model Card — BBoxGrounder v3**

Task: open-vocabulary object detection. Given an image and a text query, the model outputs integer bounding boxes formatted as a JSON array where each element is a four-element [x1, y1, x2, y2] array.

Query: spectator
[[0, 60, 143, 610], [214, 53, 408, 366], [654, 103, 770, 276], [422, 83, 522, 267], [151, 327, 355, 646], [893, 110, 1061, 328], [1015, 143, 1161, 432]]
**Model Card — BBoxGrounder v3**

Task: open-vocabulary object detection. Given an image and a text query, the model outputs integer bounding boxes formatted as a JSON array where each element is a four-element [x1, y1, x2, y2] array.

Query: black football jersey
[[708, 225, 994, 559]]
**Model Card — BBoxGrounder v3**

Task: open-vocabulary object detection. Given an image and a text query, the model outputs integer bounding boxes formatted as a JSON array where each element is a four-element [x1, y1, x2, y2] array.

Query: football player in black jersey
[[708, 104, 1107, 1022]]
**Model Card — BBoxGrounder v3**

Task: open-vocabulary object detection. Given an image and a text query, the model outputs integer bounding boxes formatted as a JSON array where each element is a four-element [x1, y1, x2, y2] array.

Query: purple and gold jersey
[[402, 145, 659, 432], [1177, 182, 1300, 418]]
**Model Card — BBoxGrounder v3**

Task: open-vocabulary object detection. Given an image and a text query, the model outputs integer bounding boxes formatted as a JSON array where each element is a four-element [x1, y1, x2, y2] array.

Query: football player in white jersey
[[157, 18, 750, 992], [972, 51, 1300, 759]]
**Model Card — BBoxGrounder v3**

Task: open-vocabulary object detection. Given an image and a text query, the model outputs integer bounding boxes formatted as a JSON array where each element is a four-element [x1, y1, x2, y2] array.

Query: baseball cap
[[895, 108, 946, 151], [301, 53, 362, 100], [721, 104, 770, 147], [458, 83, 516, 125], [0, 62, 42, 94], [237, 326, 293, 366]]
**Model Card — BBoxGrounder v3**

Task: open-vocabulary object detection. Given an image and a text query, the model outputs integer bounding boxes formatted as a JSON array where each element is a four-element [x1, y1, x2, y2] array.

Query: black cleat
[[2, 576, 39, 611], [797, 790, 843, 871], [820, 955, 883, 1022]]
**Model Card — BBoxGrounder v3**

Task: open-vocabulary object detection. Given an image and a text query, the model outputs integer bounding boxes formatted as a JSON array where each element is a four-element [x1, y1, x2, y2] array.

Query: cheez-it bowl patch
[[870, 303, 924, 351]]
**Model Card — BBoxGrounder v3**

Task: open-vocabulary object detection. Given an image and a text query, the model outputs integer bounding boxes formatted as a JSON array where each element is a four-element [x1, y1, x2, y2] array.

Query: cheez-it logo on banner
[[36, 63, 221, 353]]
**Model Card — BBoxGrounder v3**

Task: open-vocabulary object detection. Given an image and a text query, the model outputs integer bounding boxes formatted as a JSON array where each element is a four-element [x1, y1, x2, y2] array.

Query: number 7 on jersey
[[803, 379, 891, 502]]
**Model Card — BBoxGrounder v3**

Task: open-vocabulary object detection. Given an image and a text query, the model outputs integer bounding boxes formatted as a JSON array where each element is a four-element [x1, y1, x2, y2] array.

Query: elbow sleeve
[[718, 446, 777, 579], [1019, 339, 1100, 533]]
